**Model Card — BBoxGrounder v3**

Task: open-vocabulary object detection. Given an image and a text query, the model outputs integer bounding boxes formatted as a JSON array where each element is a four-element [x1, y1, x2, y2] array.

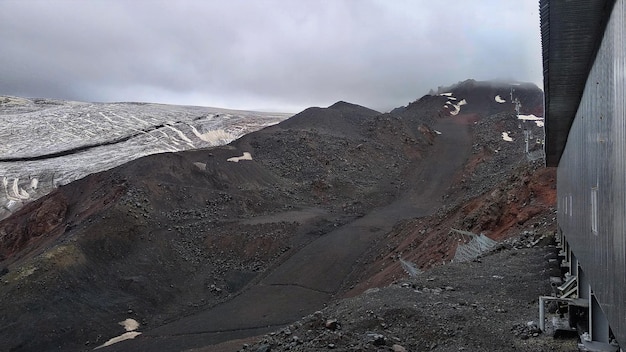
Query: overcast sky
[[0, 0, 542, 112]]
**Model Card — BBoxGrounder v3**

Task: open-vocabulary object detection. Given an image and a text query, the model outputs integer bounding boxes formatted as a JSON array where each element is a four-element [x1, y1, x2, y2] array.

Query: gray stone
[[392, 344, 407, 352]]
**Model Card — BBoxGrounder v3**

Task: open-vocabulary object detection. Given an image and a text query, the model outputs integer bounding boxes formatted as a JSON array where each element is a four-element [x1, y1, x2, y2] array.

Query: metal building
[[542, 0, 625, 349]]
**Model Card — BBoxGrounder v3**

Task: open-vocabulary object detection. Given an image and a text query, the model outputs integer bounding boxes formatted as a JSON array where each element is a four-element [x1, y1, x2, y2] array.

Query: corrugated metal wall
[[557, 0, 626, 344]]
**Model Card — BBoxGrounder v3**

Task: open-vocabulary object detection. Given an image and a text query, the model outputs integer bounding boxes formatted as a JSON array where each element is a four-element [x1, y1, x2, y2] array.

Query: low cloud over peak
[[0, 0, 542, 112]]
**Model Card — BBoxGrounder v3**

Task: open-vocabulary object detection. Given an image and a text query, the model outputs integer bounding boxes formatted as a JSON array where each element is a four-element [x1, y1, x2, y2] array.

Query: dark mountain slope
[[0, 80, 545, 352], [394, 79, 543, 122], [0, 100, 435, 351], [442, 79, 543, 116], [276, 100, 380, 138]]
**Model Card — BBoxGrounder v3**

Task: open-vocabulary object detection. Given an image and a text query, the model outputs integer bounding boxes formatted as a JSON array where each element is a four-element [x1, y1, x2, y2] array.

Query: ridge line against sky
[[0, 0, 542, 113]]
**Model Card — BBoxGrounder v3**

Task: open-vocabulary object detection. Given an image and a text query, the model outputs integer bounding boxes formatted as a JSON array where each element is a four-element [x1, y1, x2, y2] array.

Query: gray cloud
[[0, 0, 542, 112]]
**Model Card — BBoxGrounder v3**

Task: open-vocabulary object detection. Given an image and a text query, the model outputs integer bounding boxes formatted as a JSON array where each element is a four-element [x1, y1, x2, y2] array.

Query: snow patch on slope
[[227, 152, 253, 162], [517, 114, 544, 127], [95, 318, 141, 349]]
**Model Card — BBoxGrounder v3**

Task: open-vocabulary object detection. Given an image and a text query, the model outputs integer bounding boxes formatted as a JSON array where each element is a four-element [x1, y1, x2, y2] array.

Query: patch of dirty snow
[[502, 132, 513, 142], [95, 332, 141, 349], [517, 114, 544, 127], [439, 92, 453, 96], [448, 99, 467, 116], [517, 114, 542, 121], [193, 162, 207, 171], [434, 130, 442, 135], [95, 318, 141, 349], [227, 152, 253, 162], [120, 318, 140, 332], [495, 95, 506, 103], [189, 126, 236, 145]]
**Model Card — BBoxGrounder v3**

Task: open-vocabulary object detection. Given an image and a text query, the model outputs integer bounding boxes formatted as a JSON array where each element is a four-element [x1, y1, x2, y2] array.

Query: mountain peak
[[327, 101, 380, 116], [328, 100, 358, 109]]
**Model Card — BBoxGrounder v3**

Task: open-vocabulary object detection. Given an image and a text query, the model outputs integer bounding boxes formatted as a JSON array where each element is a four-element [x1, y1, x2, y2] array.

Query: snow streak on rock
[[95, 318, 141, 349], [440, 92, 468, 116], [517, 114, 544, 127], [227, 152, 253, 162]]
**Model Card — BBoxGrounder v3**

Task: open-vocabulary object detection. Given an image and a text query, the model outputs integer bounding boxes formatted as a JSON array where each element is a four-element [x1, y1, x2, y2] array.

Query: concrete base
[[578, 337, 619, 352]]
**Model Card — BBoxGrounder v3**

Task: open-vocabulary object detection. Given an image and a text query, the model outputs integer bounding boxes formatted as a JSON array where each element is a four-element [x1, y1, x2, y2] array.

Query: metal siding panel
[[543, 0, 617, 166], [557, 0, 626, 345], [610, 0, 626, 340]]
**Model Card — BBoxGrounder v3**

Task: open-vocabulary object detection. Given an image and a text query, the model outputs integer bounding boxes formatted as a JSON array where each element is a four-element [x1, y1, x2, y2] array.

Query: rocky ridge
[[0, 80, 563, 352]]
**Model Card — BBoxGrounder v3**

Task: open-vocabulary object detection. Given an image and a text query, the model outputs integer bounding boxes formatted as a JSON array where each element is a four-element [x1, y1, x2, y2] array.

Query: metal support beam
[[591, 292, 610, 343], [539, 296, 588, 331]]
